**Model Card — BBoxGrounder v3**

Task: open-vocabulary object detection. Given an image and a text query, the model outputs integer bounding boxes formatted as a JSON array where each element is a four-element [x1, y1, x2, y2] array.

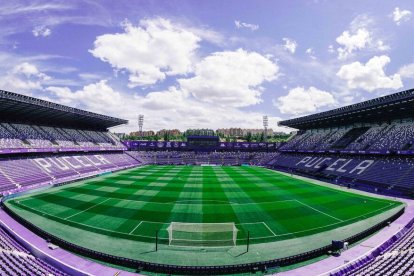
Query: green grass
[[5, 165, 403, 267]]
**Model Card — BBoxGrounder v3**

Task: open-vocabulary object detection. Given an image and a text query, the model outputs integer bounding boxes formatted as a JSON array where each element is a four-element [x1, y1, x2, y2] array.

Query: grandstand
[[0, 90, 138, 195], [276, 88, 414, 198], [0, 225, 67, 275], [0, 88, 413, 275], [332, 219, 414, 275], [0, 90, 140, 274]]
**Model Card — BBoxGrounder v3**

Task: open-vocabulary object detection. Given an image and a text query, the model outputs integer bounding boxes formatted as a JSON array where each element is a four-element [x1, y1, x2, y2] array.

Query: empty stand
[[331, 127, 370, 149], [0, 123, 124, 151], [281, 121, 414, 152], [126, 151, 279, 166], [267, 153, 414, 195], [334, 223, 414, 276], [0, 226, 67, 275], [0, 153, 140, 194]]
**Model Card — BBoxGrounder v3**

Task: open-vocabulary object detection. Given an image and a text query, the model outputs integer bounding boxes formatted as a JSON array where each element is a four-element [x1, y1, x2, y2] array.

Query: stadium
[[1, 1, 414, 275], [0, 87, 413, 276]]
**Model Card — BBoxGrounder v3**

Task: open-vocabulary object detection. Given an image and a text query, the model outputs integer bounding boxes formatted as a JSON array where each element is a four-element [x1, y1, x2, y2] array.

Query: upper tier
[[0, 90, 127, 130], [0, 123, 125, 154], [279, 88, 414, 130]]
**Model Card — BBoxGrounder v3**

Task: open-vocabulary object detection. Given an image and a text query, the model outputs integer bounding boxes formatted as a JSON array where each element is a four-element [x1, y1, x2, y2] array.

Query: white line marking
[[168, 199, 295, 205], [262, 222, 277, 237], [273, 203, 397, 237], [295, 200, 344, 222], [14, 197, 399, 241], [64, 198, 111, 220], [236, 222, 265, 226], [139, 221, 169, 225], [129, 221, 143, 234], [51, 196, 297, 207], [17, 201, 164, 239]]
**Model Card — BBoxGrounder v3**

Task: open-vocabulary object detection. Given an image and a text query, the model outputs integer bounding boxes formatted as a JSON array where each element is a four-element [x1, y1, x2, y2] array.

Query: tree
[[259, 132, 265, 142], [245, 132, 253, 142]]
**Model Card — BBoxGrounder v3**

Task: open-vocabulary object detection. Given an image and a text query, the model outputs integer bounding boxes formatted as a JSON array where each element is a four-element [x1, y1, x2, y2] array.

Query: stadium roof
[[279, 88, 414, 130], [0, 90, 128, 130]]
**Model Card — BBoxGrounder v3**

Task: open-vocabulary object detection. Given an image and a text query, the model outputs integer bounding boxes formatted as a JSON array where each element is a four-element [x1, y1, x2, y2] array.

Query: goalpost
[[167, 222, 238, 247]]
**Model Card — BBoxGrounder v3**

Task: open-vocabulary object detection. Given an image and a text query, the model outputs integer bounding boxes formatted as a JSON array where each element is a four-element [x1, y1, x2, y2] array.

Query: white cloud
[[12, 62, 48, 77], [305, 48, 316, 59], [187, 26, 225, 46], [0, 1, 110, 45], [336, 28, 371, 60], [282, 38, 297, 54], [89, 18, 201, 87], [32, 26, 51, 37], [375, 40, 389, 51], [336, 55, 403, 92], [47, 80, 122, 110], [178, 49, 279, 107], [78, 73, 104, 81], [349, 14, 374, 30], [275, 86, 336, 115], [46, 80, 290, 133], [0, 62, 51, 92], [392, 7, 411, 25], [335, 15, 389, 60], [0, 2, 72, 16], [234, 20, 259, 31], [398, 63, 414, 79]]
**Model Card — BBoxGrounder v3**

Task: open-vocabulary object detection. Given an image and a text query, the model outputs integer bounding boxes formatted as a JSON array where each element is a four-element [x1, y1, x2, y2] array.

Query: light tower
[[138, 114, 144, 138], [263, 115, 268, 142]]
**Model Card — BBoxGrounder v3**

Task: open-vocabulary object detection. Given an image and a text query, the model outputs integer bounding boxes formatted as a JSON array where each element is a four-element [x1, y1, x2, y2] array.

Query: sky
[[0, 0, 414, 133]]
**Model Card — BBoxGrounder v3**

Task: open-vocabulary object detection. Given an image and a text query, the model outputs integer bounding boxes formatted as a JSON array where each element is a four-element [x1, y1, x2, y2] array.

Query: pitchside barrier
[[167, 222, 238, 247]]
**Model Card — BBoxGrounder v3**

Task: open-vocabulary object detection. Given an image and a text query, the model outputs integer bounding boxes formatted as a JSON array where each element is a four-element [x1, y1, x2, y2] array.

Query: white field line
[[263, 167, 401, 205], [56, 197, 296, 206], [16, 201, 166, 240], [19, 203, 278, 242], [273, 202, 397, 238], [236, 222, 265, 226], [169, 199, 237, 205], [64, 198, 112, 220], [169, 199, 296, 205], [129, 221, 143, 234], [262, 222, 277, 237], [295, 200, 344, 222], [15, 198, 399, 242]]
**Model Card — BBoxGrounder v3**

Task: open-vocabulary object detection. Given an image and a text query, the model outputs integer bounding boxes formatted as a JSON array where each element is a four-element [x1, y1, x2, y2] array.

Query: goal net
[[167, 222, 238, 247]]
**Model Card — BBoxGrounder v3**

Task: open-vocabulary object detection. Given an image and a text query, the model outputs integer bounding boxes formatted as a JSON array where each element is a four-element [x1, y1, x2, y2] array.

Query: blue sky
[[0, 0, 413, 133]]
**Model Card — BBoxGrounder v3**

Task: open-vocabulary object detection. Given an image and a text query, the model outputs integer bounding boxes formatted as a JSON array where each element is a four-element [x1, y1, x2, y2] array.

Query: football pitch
[[5, 165, 403, 266]]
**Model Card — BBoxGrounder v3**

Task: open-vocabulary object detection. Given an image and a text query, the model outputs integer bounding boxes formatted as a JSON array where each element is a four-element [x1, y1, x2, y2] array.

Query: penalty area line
[[129, 221, 143, 234], [64, 198, 112, 220], [17, 201, 169, 240], [295, 200, 343, 222], [261, 222, 277, 237]]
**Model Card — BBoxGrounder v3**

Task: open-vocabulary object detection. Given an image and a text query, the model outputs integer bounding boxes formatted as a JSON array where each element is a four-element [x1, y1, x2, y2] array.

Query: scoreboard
[[186, 135, 219, 148]]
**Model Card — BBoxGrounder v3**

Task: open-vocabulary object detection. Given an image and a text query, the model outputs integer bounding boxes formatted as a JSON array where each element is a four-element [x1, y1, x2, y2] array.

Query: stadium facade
[[0, 88, 412, 275]]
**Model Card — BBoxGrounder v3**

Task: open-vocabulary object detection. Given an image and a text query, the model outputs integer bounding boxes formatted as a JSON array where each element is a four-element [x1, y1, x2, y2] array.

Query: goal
[[167, 222, 238, 247]]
